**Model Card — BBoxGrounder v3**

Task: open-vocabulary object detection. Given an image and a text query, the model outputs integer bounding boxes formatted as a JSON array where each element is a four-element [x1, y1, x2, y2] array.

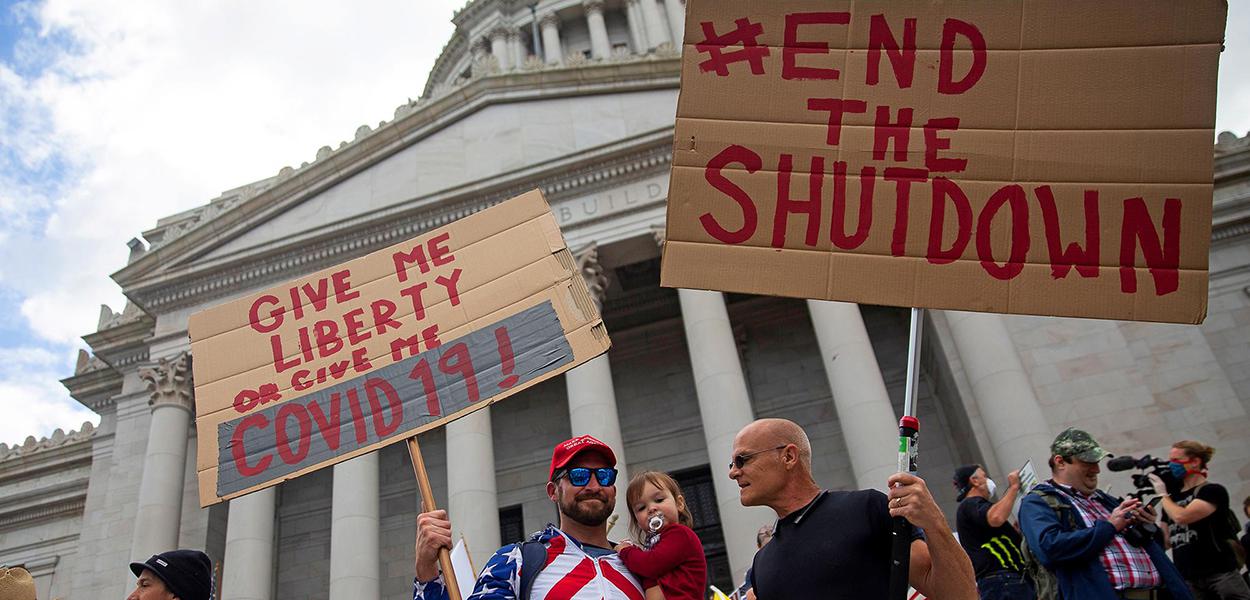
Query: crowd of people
[[413, 422, 1250, 600], [953, 430, 1250, 600], [18, 419, 1241, 600]]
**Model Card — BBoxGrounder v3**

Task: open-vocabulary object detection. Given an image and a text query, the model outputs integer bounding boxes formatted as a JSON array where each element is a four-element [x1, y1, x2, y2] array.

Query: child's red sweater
[[617, 523, 707, 600]]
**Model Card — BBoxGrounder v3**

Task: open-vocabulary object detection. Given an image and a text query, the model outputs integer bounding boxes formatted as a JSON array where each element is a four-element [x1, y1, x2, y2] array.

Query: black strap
[[518, 540, 548, 600]]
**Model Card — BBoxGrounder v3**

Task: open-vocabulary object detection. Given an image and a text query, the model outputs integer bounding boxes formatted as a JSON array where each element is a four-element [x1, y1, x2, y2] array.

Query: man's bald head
[[738, 418, 813, 471], [731, 418, 818, 511]]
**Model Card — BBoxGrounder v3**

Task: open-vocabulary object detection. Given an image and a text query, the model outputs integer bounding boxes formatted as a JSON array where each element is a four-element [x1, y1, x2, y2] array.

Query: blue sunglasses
[[555, 467, 618, 487]]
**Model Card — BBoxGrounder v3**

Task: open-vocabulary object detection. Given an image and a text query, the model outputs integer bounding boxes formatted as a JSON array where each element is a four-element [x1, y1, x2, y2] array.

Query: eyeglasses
[[555, 467, 618, 487], [730, 445, 787, 470]]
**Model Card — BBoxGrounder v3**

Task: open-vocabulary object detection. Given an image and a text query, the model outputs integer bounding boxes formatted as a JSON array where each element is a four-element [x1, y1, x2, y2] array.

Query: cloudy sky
[[0, 1, 1248, 447]]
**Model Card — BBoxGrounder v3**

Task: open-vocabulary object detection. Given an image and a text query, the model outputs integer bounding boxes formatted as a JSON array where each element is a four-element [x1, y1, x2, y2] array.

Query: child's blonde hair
[[624, 471, 695, 543]]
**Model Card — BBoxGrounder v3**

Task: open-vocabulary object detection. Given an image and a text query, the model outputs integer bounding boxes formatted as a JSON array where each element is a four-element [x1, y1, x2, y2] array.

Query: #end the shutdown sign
[[661, 0, 1226, 324], [190, 190, 610, 506]]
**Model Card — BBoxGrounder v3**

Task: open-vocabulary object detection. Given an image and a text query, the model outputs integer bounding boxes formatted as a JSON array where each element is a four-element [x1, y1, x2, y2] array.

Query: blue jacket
[[1019, 482, 1192, 600]]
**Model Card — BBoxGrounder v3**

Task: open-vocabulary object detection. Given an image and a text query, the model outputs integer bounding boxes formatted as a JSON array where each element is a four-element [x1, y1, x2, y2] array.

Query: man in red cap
[[414, 434, 644, 600]]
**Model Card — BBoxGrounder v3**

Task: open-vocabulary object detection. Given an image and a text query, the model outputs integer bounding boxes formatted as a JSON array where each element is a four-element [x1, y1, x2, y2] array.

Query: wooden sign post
[[409, 436, 463, 600]]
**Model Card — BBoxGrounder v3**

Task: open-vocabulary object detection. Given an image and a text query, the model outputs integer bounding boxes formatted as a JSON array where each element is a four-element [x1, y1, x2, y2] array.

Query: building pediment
[[112, 58, 678, 316]]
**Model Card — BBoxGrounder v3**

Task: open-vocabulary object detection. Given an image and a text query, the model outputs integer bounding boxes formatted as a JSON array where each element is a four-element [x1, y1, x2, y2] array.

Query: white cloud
[[0, 0, 462, 442], [0, 346, 97, 447]]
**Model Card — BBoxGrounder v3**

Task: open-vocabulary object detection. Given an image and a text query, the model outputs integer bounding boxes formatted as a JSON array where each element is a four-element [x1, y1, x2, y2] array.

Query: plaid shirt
[[1053, 482, 1160, 590]]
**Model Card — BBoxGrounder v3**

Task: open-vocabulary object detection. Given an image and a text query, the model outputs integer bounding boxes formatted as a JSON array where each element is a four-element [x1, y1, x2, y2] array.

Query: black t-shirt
[[955, 496, 1025, 579], [751, 489, 922, 600], [1161, 482, 1237, 577]]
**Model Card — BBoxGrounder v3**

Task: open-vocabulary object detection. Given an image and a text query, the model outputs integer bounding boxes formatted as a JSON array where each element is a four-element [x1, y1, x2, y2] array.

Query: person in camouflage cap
[[1018, 428, 1193, 600], [1049, 428, 1108, 465]]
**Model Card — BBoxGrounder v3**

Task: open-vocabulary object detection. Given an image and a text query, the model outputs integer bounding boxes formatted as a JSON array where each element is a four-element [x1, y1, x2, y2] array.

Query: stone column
[[509, 29, 526, 69], [625, 0, 648, 53], [806, 300, 899, 491], [565, 243, 630, 531], [662, 0, 685, 46], [489, 27, 511, 71], [945, 311, 1052, 474], [221, 488, 276, 600], [329, 454, 380, 600], [131, 352, 193, 562], [446, 408, 502, 567], [584, 1, 612, 60], [541, 13, 564, 65], [639, 0, 671, 49], [677, 289, 761, 581]]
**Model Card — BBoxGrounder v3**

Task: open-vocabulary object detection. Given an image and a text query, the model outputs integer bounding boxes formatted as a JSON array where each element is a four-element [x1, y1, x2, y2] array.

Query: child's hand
[[613, 540, 635, 552]]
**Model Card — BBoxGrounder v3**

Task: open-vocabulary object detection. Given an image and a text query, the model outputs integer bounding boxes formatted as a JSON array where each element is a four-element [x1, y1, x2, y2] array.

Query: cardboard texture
[[661, 0, 1225, 324], [190, 190, 611, 506]]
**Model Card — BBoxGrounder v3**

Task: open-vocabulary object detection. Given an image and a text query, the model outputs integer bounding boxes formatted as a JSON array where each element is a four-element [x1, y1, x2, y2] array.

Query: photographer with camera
[[1147, 440, 1250, 600], [1019, 428, 1191, 600]]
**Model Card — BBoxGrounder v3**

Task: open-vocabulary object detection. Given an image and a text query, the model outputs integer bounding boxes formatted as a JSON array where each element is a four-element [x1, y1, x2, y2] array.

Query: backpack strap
[[1030, 487, 1079, 530], [518, 540, 548, 600]]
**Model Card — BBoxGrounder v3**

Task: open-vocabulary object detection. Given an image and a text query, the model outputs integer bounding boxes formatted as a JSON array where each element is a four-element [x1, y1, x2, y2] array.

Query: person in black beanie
[[127, 549, 213, 600]]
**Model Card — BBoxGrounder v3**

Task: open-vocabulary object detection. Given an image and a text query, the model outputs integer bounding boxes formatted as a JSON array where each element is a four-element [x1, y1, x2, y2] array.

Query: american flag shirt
[[414, 525, 644, 600], [1052, 483, 1160, 590]]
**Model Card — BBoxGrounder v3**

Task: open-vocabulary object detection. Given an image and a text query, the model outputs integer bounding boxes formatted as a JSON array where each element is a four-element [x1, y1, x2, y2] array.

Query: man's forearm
[[986, 486, 1020, 526], [920, 522, 977, 599]]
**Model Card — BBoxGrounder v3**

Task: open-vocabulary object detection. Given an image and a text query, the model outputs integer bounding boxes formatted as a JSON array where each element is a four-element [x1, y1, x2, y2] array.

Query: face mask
[[1168, 462, 1187, 479], [986, 478, 998, 498]]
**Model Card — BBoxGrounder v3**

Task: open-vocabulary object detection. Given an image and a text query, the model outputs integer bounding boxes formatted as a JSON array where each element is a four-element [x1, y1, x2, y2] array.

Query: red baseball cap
[[548, 435, 617, 481]]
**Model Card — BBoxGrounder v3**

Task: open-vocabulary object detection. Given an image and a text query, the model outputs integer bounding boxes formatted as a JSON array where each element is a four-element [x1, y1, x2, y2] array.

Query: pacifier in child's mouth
[[647, 514, 665, 532]]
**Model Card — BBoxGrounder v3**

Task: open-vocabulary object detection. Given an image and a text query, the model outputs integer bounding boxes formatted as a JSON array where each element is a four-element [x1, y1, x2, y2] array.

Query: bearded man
[[414, 435, 644, 600]]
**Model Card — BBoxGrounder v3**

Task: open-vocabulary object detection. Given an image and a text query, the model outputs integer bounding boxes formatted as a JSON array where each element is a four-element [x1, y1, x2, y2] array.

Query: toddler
[[614, 471, 708, 600]]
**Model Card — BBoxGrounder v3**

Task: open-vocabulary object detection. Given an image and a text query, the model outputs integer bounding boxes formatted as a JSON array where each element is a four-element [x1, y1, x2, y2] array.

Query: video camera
[[1106, 454, 1182, 500], [1105, 454, 1181, 546]]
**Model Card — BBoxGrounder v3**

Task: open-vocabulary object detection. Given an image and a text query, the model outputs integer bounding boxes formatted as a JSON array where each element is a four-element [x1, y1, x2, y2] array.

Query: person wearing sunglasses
[[729, 418, 976, 600], [414, 434, 645, 600]]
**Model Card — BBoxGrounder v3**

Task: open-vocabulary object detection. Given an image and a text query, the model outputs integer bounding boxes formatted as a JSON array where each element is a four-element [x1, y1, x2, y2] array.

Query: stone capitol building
[[2, 1, 1248, 598]]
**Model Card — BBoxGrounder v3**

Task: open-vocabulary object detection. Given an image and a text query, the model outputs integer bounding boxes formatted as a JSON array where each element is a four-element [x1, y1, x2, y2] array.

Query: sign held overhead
[[189, 190, 610, 506], [661, 0, 1226, 324]]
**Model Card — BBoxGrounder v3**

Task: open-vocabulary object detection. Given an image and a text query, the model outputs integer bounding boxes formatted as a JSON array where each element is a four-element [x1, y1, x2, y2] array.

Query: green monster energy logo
[[980, 535, 1023, 571]]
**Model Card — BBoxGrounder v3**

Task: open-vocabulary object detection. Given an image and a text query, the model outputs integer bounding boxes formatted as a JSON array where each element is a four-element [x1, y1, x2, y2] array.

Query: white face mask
[[986, 478, 998, 498]]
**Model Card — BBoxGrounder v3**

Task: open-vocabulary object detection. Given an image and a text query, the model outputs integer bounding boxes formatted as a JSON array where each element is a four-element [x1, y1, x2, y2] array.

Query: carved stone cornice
[[0, 496, 87, 532], [650, 224, 666, 247], [574, 243, 608, 309], [0, 422, 96, 463], [126, 134, 673, 314], [61, 357, 122, 412], [139, 352, 193, 413]]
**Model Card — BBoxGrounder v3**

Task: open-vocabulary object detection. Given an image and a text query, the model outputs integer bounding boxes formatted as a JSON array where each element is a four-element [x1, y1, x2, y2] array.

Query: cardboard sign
[[1011, 459, 1040, 521], [661, 0, 1225, 324], [189, 190, 610, 506]]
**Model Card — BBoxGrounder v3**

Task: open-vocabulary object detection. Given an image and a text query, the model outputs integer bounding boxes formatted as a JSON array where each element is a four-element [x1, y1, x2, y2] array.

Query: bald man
[[730, 418, 976, 600]]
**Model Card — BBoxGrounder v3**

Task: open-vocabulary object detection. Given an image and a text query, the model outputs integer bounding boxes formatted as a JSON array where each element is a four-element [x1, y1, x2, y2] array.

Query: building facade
[[2, 1, 1248, 597]]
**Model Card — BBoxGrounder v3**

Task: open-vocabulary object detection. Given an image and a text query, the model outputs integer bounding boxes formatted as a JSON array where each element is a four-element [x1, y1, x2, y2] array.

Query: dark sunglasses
[[730, 445, 787, 470], [555, 467, 618, 487]]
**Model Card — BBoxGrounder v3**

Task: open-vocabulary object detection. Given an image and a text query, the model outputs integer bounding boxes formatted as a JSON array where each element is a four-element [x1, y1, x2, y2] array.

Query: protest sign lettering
[[661, 0, 1226, 324], [190, 190, 609, 506]]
